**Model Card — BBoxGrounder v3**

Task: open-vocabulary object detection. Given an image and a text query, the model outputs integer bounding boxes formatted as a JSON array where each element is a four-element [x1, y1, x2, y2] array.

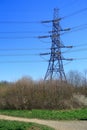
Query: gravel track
[[0, 115, 87, 130]]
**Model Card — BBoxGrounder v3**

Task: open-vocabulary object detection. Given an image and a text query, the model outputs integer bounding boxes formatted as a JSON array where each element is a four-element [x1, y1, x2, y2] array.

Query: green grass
[[0, 108, 87, 120], [0, 120, 54, 130]]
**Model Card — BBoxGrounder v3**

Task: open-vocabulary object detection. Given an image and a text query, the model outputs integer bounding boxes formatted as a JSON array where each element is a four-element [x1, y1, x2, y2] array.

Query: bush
[[0, 77, 86, 110]]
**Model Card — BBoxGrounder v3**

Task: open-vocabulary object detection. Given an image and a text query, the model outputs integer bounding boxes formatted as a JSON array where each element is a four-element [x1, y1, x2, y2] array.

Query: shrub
[[0, 77, 86, 110]]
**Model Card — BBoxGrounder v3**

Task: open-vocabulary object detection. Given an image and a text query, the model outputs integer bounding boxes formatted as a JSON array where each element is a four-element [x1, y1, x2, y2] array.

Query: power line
[[0, 27, 87, 39], [0, 31, 48, 34], [0, 7, 87, 25], [74, 58, 87, 60], [60, 0, 79, 10], [2, 45, 87, 52], [0, 48, 86, 56], [71, 23, 87, 30], [0, 23, 87, 37], [0, 47, 49, 51], [0, 58, 86, 64], [40, 47, 87, 55], [74, 43, 87, 48], [0, 60, 47, 64], [63, 7, 87, 19], [0, 20, 49, 24], [67, 23, 87, 33], [0, 53, 39, 57], [0, 35, 54, 39], [63, 48, 87, 53], [0, 36, 37, 39], [0, 23, 87, 40], [67, 26, 87, 34], [0, 34, 61, 39], [39, 23, 87, 38], [61, 27, 87, 36], [41, 7, 87, 24], [58, 23, 87, 36], [0, 57, 87, 64]]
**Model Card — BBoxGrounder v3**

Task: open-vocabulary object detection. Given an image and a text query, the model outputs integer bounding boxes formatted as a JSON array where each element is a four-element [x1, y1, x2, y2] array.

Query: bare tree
[[67, 70, 83, 87]]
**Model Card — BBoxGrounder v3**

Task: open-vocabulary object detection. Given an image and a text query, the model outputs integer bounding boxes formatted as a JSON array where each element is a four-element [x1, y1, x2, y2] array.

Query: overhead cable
[[0, 53, 39, 57], [0, 60, 48, 64], [63, 7, 87, 19], [0, 7, 87, 24], [0, 47, 49, 51]]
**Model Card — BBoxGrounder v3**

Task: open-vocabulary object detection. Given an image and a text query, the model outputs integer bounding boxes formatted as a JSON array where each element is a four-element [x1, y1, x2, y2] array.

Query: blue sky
[[0, 0, 87, 81]]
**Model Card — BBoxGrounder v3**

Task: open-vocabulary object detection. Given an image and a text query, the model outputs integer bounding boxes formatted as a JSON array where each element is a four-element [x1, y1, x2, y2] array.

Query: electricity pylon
[[40, 8, 73, 81]]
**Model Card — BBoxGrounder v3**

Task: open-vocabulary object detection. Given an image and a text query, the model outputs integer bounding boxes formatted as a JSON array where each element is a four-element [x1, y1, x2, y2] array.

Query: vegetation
[[0, 70, 87, 110], [0, 120, 54, 130], [0, 108, 87, 120]]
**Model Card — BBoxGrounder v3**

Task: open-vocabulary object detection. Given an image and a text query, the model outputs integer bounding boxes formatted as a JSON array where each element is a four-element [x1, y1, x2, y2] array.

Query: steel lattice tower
[[40, 8, 73, 81], [43, 8, 72, 81]]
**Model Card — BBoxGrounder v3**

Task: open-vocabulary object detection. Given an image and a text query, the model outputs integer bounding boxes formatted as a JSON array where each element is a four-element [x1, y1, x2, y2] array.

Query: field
[[0, 120, 54, 130], [0, 108, 87, 120]]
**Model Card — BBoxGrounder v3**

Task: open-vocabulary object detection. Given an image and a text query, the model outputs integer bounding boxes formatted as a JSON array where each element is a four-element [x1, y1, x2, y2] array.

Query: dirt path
[[0, 115, 87, 130]]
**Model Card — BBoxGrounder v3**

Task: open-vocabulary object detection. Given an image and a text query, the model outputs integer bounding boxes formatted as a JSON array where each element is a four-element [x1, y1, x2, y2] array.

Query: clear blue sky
[[0, 0, 87, 81]]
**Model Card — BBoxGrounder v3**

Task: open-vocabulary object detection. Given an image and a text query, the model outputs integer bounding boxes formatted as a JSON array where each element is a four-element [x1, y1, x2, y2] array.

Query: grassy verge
[[0, 108, 87, 120], [0, 120, 54, 130]]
